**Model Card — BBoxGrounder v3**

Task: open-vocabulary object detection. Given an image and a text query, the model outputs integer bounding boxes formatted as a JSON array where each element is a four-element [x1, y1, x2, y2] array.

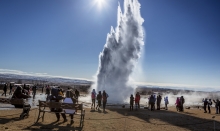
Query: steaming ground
[[95, 0, 144, 103], [80, 91, 218, 108]]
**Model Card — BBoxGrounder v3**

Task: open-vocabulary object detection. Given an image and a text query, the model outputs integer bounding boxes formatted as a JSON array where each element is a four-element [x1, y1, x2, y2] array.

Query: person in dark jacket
[[149, 95, 155, 111], [75, 89, 80, 103], [130, 94, 134, 111], [157, 95, 162, 110], [179, 96, 185, 112], [32, 85, 37, 99], [102, 90, 109, 112], [96, 91, 102, 110], [213, 99, 219, 114], [2, 83, 7, 97], [203, 98, 208, 113], [12, 86, 29, 99], [9, 83, 13, 95], [207, 99, 212, 113]]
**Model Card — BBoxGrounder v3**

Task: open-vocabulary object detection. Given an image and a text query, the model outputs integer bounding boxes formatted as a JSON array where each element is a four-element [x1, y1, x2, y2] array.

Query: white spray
[[95, 0, 144, 103]]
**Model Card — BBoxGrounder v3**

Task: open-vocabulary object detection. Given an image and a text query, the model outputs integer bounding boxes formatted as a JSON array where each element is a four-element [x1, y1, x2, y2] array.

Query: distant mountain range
[[0, 71, 219, 92], [0, 72, 92, 85]]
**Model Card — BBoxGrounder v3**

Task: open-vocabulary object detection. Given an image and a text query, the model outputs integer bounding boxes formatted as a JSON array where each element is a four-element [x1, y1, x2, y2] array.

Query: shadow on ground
[[22, 121, 83, 131], [106, 107, 220, 131]]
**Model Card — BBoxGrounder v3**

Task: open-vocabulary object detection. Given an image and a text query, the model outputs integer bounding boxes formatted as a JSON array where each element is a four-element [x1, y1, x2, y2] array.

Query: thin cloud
[[0, 68, 92, 81]]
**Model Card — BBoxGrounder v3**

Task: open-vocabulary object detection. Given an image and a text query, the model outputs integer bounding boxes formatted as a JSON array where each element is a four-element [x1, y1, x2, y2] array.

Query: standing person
[[180, 96, 185, 112], [1, 83, 7, 97], [149, 95, 155, 111], [9, 83, 13, 95], [41, 86, 44, 93], [96, 91, 102, 110], [135, 95, 139, 110], [153, 94, 156, 110], [91, 89, 96, 109], [32, 85, 37, 99], [26, 85, 30, 95], [175, 97, 181, 111], [102, 90, 109, 112], [164, 96, 169, 110], [156, 95, 162, 110], [219, 99, 220, 114], [130, 94, 134, 111], [75, 89, 80, 103], [203, 98, 208, 113], [213, 99, 219, 114], [135, 92, 141, 109], [207, 99, 212, 113], [45, 85, 51, 100]]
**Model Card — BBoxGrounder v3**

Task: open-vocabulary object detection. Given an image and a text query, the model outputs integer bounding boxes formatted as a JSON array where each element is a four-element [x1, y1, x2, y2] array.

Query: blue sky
[[0, 0, 220, 89]]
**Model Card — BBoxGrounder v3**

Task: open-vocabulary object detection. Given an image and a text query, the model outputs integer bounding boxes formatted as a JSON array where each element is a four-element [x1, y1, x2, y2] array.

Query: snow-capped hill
[[0, 71, 92, 84]]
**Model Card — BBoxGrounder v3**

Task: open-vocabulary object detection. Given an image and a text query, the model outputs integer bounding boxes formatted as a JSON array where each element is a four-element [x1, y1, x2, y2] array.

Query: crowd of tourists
[[91, 89, 109, 112], [2, 82, 220, 123], [203, 98, 220, 114]]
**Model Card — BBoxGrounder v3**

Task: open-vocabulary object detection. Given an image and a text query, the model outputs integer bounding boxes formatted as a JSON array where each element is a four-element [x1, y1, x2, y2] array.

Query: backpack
[[51, 87, 58, 97], [91, 92, 96, 99]]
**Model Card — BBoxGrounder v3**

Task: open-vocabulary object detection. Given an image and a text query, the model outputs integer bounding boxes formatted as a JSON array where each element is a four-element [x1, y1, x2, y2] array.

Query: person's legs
[[180, 105, 183, 111], [61, 113, 67, 121], [70, 114, 74, 122], [208, 106, 211, 113], [55, 113, 60, 121], [76, 96, 78, 104], [150, 103, 154, 111], [157, 103, 159, 110], [97, 100, 101, 110], [135, 103, 138, 110], [91, 99, 94, 109], [204, 105, 207, 113], [216, 107, 218, 114], [33, 92, 36, 99], [93, 99, 95, 108], [103, 101, 106, 111]]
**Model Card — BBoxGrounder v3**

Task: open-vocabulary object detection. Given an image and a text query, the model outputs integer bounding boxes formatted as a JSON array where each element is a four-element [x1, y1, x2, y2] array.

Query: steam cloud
[[95, 0, 144, 103]]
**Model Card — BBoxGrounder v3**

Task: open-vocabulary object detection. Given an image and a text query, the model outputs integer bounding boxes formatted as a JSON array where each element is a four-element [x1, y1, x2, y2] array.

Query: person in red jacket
[[135, 92, 140, 109]]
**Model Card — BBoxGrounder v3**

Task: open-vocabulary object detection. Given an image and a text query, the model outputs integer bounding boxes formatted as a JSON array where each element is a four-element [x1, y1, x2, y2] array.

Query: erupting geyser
[[95, 0, 144, 103]]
